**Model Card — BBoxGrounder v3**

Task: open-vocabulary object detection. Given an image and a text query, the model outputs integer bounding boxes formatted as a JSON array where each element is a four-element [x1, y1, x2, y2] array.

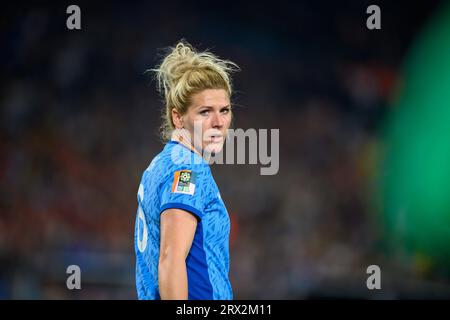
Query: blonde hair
[[151, 40, 239, 141]]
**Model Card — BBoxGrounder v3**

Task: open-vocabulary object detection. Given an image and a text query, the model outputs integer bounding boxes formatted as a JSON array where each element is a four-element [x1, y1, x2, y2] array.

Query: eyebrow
[[197, 105, 231, 110]]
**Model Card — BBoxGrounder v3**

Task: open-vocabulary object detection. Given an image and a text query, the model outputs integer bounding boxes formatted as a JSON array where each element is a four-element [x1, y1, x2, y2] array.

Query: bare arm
[[158, 208, 198, 300]]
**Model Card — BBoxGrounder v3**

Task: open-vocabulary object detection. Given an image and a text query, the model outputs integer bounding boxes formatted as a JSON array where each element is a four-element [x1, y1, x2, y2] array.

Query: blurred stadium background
[[1, 0, 449, 299]]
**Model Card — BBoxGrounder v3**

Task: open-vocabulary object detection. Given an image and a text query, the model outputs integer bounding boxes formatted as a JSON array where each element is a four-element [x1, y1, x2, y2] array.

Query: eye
[[200, 110, 209, 116], [221, 108, 230, 114]]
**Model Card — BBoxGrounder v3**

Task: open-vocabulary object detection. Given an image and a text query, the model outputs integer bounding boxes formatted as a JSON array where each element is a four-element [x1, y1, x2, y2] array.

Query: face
[[173, 89, 232, 155]]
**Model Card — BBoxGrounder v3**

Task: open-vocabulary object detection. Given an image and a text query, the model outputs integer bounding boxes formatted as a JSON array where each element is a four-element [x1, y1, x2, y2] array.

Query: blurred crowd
[[1, 1, 448, 299]]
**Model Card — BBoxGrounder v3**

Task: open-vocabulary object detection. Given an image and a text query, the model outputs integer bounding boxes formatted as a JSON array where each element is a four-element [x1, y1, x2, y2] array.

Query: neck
[[182, 139, 213, 163], [177, 138, 202, 157], [171, 134, 211, 162]]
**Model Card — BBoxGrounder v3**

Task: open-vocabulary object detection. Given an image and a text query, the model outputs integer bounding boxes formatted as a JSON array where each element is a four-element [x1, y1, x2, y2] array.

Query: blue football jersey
[[134, 140, 233, 300]]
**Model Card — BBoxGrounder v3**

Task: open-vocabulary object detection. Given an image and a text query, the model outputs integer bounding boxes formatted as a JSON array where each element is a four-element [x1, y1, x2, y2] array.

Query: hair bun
[[152, 40, 239, 99]]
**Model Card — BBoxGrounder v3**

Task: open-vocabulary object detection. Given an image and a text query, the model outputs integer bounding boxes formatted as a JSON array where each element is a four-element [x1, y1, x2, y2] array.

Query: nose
[[211, 111, 224, 129]]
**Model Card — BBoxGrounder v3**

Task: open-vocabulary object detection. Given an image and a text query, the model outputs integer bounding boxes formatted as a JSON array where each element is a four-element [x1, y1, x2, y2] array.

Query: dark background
[[1, 0, 448, 299]]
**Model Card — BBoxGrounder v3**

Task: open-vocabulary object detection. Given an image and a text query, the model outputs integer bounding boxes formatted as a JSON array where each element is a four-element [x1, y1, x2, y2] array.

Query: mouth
[[207, 135, 223, 144]]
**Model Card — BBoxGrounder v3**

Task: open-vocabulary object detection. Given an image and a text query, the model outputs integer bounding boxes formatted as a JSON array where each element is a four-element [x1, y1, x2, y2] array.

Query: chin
[[204, 142, 224, 155]]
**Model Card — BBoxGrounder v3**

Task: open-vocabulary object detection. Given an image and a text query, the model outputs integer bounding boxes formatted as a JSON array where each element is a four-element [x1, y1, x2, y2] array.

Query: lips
[[210, 135, 223, 143], [207, 134, 223, 143]]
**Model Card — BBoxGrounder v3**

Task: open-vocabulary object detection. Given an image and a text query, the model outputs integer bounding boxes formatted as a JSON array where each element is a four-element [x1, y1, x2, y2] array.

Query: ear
[[171, 108, 183, 129]]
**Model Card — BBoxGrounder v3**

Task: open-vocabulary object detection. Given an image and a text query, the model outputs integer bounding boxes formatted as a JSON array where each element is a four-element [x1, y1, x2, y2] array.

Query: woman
[[134, 40, 239, 300]]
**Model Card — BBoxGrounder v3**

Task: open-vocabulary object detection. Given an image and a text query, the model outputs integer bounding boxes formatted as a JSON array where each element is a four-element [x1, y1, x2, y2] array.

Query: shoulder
[[143, 142, 212, 191], [161, 142, 211, 177]]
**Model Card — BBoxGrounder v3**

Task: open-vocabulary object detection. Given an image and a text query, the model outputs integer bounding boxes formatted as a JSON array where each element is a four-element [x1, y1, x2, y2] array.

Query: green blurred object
[[380, 2, 450, 271]]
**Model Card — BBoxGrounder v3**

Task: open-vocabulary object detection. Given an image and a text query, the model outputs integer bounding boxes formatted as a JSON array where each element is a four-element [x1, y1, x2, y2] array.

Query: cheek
[[224, 114, 232, 128], [184, 115, 201, 131], [201, 119, 211, 132]]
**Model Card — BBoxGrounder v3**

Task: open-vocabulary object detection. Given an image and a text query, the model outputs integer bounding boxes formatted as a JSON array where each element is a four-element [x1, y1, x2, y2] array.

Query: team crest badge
[[172, 170, 196, 195]]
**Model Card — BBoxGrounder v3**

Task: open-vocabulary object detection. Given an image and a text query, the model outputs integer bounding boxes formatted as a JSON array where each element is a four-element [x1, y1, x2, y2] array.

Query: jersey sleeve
[[159, 166, 208, 221]]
